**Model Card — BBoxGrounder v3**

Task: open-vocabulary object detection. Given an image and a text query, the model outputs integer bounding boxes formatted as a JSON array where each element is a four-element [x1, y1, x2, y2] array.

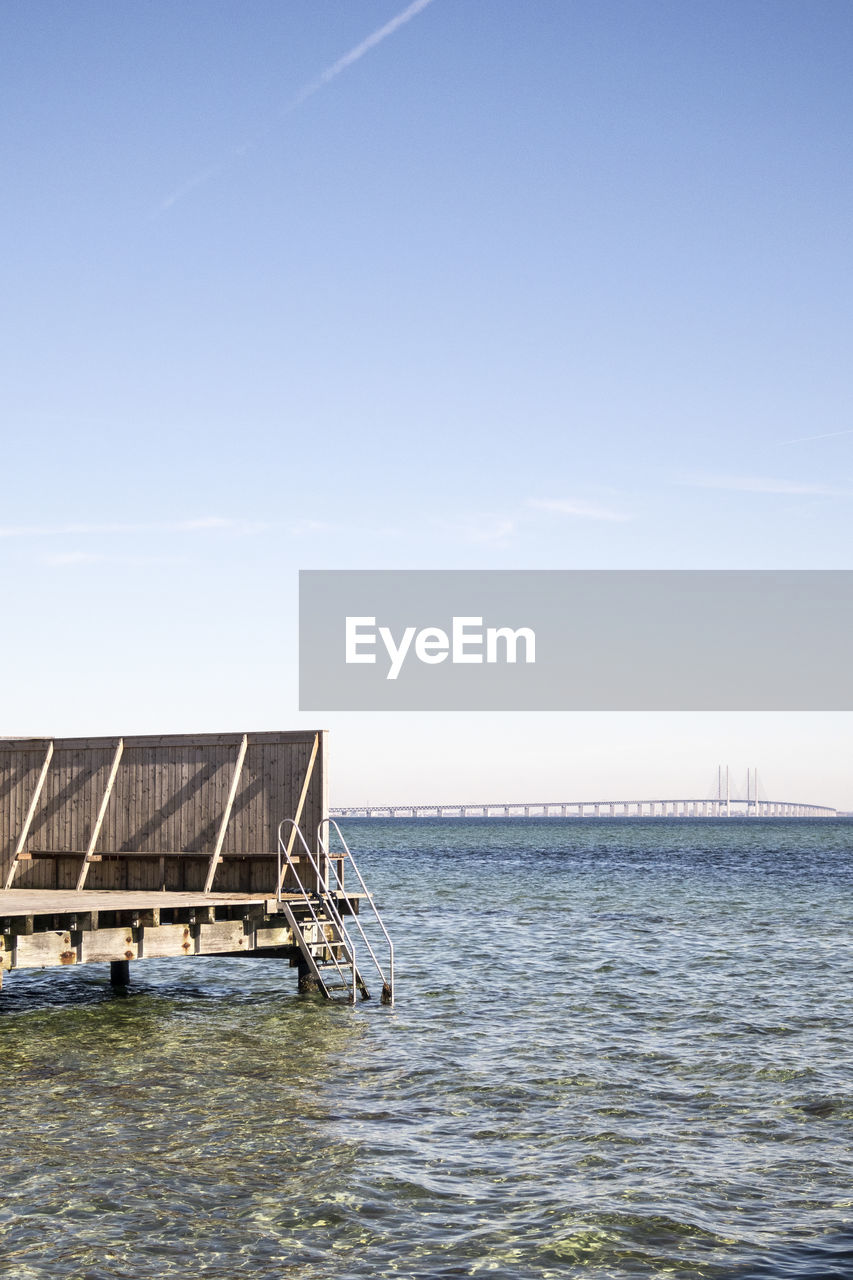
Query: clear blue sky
[[3, 1, 852, 806]]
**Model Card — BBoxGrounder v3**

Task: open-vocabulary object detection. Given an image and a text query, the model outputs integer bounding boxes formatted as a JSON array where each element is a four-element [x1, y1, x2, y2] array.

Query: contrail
[[155, 0, 436, 214], [782, 428, 853, 445], [292, 0, 436, 107]]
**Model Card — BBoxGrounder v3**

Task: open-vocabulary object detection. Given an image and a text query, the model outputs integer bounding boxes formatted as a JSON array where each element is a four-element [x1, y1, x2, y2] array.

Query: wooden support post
[[296, 951, 320, 993], [76, 740, 124, 891], [110, 959, 130, 987], [4, 741, 54, 890], [203, 734, 248, 893], [276, 733, 319, 896]]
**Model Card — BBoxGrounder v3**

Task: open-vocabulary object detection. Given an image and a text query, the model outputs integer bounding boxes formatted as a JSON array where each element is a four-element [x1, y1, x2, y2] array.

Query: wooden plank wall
[[0, 732, 327, 893]]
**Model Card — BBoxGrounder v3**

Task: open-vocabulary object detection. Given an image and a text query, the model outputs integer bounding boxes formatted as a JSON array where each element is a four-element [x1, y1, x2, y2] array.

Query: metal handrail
[[318, 818, 394, 1005], [277, 819, 356, 996]]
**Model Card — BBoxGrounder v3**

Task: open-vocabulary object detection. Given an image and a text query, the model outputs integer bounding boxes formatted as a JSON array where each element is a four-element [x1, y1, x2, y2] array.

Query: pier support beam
[[110, 959, 130, 987], [296, 953, 320, 993]]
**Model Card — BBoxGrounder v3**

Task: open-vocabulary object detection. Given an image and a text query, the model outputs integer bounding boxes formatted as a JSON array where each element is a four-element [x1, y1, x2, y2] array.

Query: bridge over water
[[331, 797, 837, 819]]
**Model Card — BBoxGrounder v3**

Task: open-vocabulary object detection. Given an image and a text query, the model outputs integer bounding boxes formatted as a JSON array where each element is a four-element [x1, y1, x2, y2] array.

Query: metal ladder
[[277, 819, 394, 1005], [318, 818, 394, 1005]]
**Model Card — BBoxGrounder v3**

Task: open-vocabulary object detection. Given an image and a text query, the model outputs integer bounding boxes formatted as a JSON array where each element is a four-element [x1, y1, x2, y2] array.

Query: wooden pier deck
[[0, 887, 347, 982], [1, 888, 285, 916], [0, 731, 348, 993]]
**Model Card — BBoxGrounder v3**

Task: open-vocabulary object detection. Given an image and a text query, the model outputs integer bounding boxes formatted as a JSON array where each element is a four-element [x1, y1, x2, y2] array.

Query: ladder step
[[278, 826, 393, 1006]]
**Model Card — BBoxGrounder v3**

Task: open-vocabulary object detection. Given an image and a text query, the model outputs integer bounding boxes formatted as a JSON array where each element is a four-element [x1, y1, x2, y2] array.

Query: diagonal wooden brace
[[276, 733, 319, 896], [4, 741, 54, 890], [203, 734, 248, 893], [76, 739, 124, 891]]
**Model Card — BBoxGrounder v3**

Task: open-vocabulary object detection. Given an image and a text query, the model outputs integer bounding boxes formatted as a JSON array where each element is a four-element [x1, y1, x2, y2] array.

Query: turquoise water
[[2, 818, 852, 1279]]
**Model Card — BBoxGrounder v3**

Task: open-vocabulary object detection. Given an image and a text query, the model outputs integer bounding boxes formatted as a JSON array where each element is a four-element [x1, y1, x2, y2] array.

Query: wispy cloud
[[179, 516, 242, 531], [42, 551, 186, 568], [432, 513, 517, 546], [43, 551, 106, 566], [782, 429, 853, 445], [290, 518, 336, 536], [682, 474, 851, 496], [290, 517, 402, 538], [0, 517, 267, 539], [527, 498, 631, 523], [156, 0, 436, 214], [437, 495, 632, 546], [461, 516, 517, 545]]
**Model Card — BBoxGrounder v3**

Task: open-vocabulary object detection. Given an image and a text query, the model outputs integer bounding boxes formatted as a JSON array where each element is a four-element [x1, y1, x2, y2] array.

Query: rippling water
[[2, 818, 852, 1279]]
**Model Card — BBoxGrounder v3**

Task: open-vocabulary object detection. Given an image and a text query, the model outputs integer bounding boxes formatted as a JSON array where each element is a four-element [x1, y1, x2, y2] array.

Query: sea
[[1, 817, 852, 1280]]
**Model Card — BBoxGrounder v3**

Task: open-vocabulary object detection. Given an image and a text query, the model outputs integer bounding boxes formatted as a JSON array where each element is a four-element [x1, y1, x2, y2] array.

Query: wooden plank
[[5, 917, 306, 970], [245, 742, 258, 861], [167, 750, 179, 867], [173, 746, 184, 861], [4, 751, 20, 884], [203, 734, 248, 893], [76, 740, 124, 891], [277, 734, 319, 895], [0, 732, 320, 751], [14, 931, 78, 968], [24, 850, 279, 862], [318, 729, 329, 845], [68, 748, 88, 879], [255, 925, 294, 948], [0, 731, 328, 896], [152, 744, 163, 860], [49, 748, 67, 890], [137, 924, 196, 958], [4, 741, 54, 889], [0, 888, 283, 915], [196, 921, 247, 954], [78, 927, 138, 964], [187, 746, 200, 871], [123, 747, 136, 870], [140, 746, 152, 853]]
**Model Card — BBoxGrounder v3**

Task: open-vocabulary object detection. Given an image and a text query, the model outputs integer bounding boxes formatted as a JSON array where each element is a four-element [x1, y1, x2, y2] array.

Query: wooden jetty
[[0, 732, 393, 1001]]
